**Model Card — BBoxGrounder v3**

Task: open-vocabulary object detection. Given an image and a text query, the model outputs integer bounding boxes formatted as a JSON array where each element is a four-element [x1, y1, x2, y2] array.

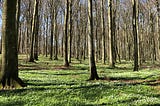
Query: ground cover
[[0, 55, 160, 106]]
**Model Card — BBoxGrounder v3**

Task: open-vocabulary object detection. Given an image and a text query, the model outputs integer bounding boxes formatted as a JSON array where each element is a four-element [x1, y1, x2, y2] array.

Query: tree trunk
[[54, 14, 58, 60], [101, 0, 106, 64], [50, 1, 55, 60], [68, 0, 73, 63], [112, 0, 117, 63], [34, 2, 39, 61], [150, 13, 156, 63], [45, 17, 48, 57], [75, 0, 80, 60], [16, 0, 21, 53], [50, 18, 54, 60], [132, 0, 139, 71], [0, 0, 26, 88], [156, 0, 160, 62], [25, 0, 32, 59], [88, 0, 99, 80], [29, 0, 38, 62], [108, 0, 115, 68], [64, 0, 69, 67], [83, 27, 87, 60], [94, 1, 99, 62]]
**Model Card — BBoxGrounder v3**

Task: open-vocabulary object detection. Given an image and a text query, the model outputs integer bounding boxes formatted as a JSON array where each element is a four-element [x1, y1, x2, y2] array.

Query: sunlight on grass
[[0, 55, 160, 106]]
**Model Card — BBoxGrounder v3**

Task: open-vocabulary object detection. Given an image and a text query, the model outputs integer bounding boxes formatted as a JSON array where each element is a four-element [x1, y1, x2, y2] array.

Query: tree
[[94, 0, 100, 62], [29, 0, 39, 62], [68, 0, 73, 63], [64, 0, 69, 67], [156, 0, 160, 61], [108, 0, 115, 68], [0, 0, 26, 88], [75, 0, 80, 60], [49, 0, 54, 60], [88, 0, 99, 80], [101, 0, 106, 64], [16, 0, 21, 51], [132, 0, 139, 71], [34, 0, 39, 60], [54, 4, 58, 60]]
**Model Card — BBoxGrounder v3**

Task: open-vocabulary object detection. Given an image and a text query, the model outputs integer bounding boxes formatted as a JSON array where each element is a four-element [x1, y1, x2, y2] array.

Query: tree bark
[[88, 0, 99, 80], [16, 0, 21, 53], [156, 0, 160, 61], [64, 0, 69, 67], [1, 0, 26, 88], [45, 17, 48, 57], [50, 1, 54, 60], [76, 1, 80, 60], [68, 0, 73, 63], [132, 0, 139, 71], [108, 0, 115, 68], [54, 12, 58, 60], [101, 0, 106, 64], [34, 1, 39, 61], [29, 0, 38, 62]]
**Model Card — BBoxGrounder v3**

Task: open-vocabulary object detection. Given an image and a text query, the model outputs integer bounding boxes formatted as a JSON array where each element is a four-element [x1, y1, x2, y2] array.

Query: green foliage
[[0, 55, 160, 106]]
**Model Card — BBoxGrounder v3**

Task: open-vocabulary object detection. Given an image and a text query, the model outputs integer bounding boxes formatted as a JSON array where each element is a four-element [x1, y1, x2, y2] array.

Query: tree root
[[0, 77, 27, 90]]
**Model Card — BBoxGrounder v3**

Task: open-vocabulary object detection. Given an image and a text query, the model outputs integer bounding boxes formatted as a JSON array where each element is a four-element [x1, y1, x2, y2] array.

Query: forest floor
[[1, 55, 160, 106]]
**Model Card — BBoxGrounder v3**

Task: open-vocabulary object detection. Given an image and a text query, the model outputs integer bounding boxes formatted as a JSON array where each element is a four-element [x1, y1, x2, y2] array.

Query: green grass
[[1, 55, 160, 106]]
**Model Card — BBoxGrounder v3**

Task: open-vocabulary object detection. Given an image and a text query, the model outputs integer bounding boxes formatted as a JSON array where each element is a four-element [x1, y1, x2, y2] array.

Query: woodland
[[0, 0, 160, 105]]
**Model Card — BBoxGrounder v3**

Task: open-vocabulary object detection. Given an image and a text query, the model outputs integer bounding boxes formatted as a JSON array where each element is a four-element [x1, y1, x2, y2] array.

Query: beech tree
[[68, 0, 73, 63], [108, 0, 115, 68], [101, 0, 106, 64], [49, 0, 54, 60], [0, 0, 26, 88], [132, 0, 139, 71], [0, 0, 159, 74], [53, 2, 59, 60], [33, 0, 39, 60], [88, 0, 99, 80], [156, 0, 160, 61], [64, 0, 69, 67], [29, 0, 39, 62]]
